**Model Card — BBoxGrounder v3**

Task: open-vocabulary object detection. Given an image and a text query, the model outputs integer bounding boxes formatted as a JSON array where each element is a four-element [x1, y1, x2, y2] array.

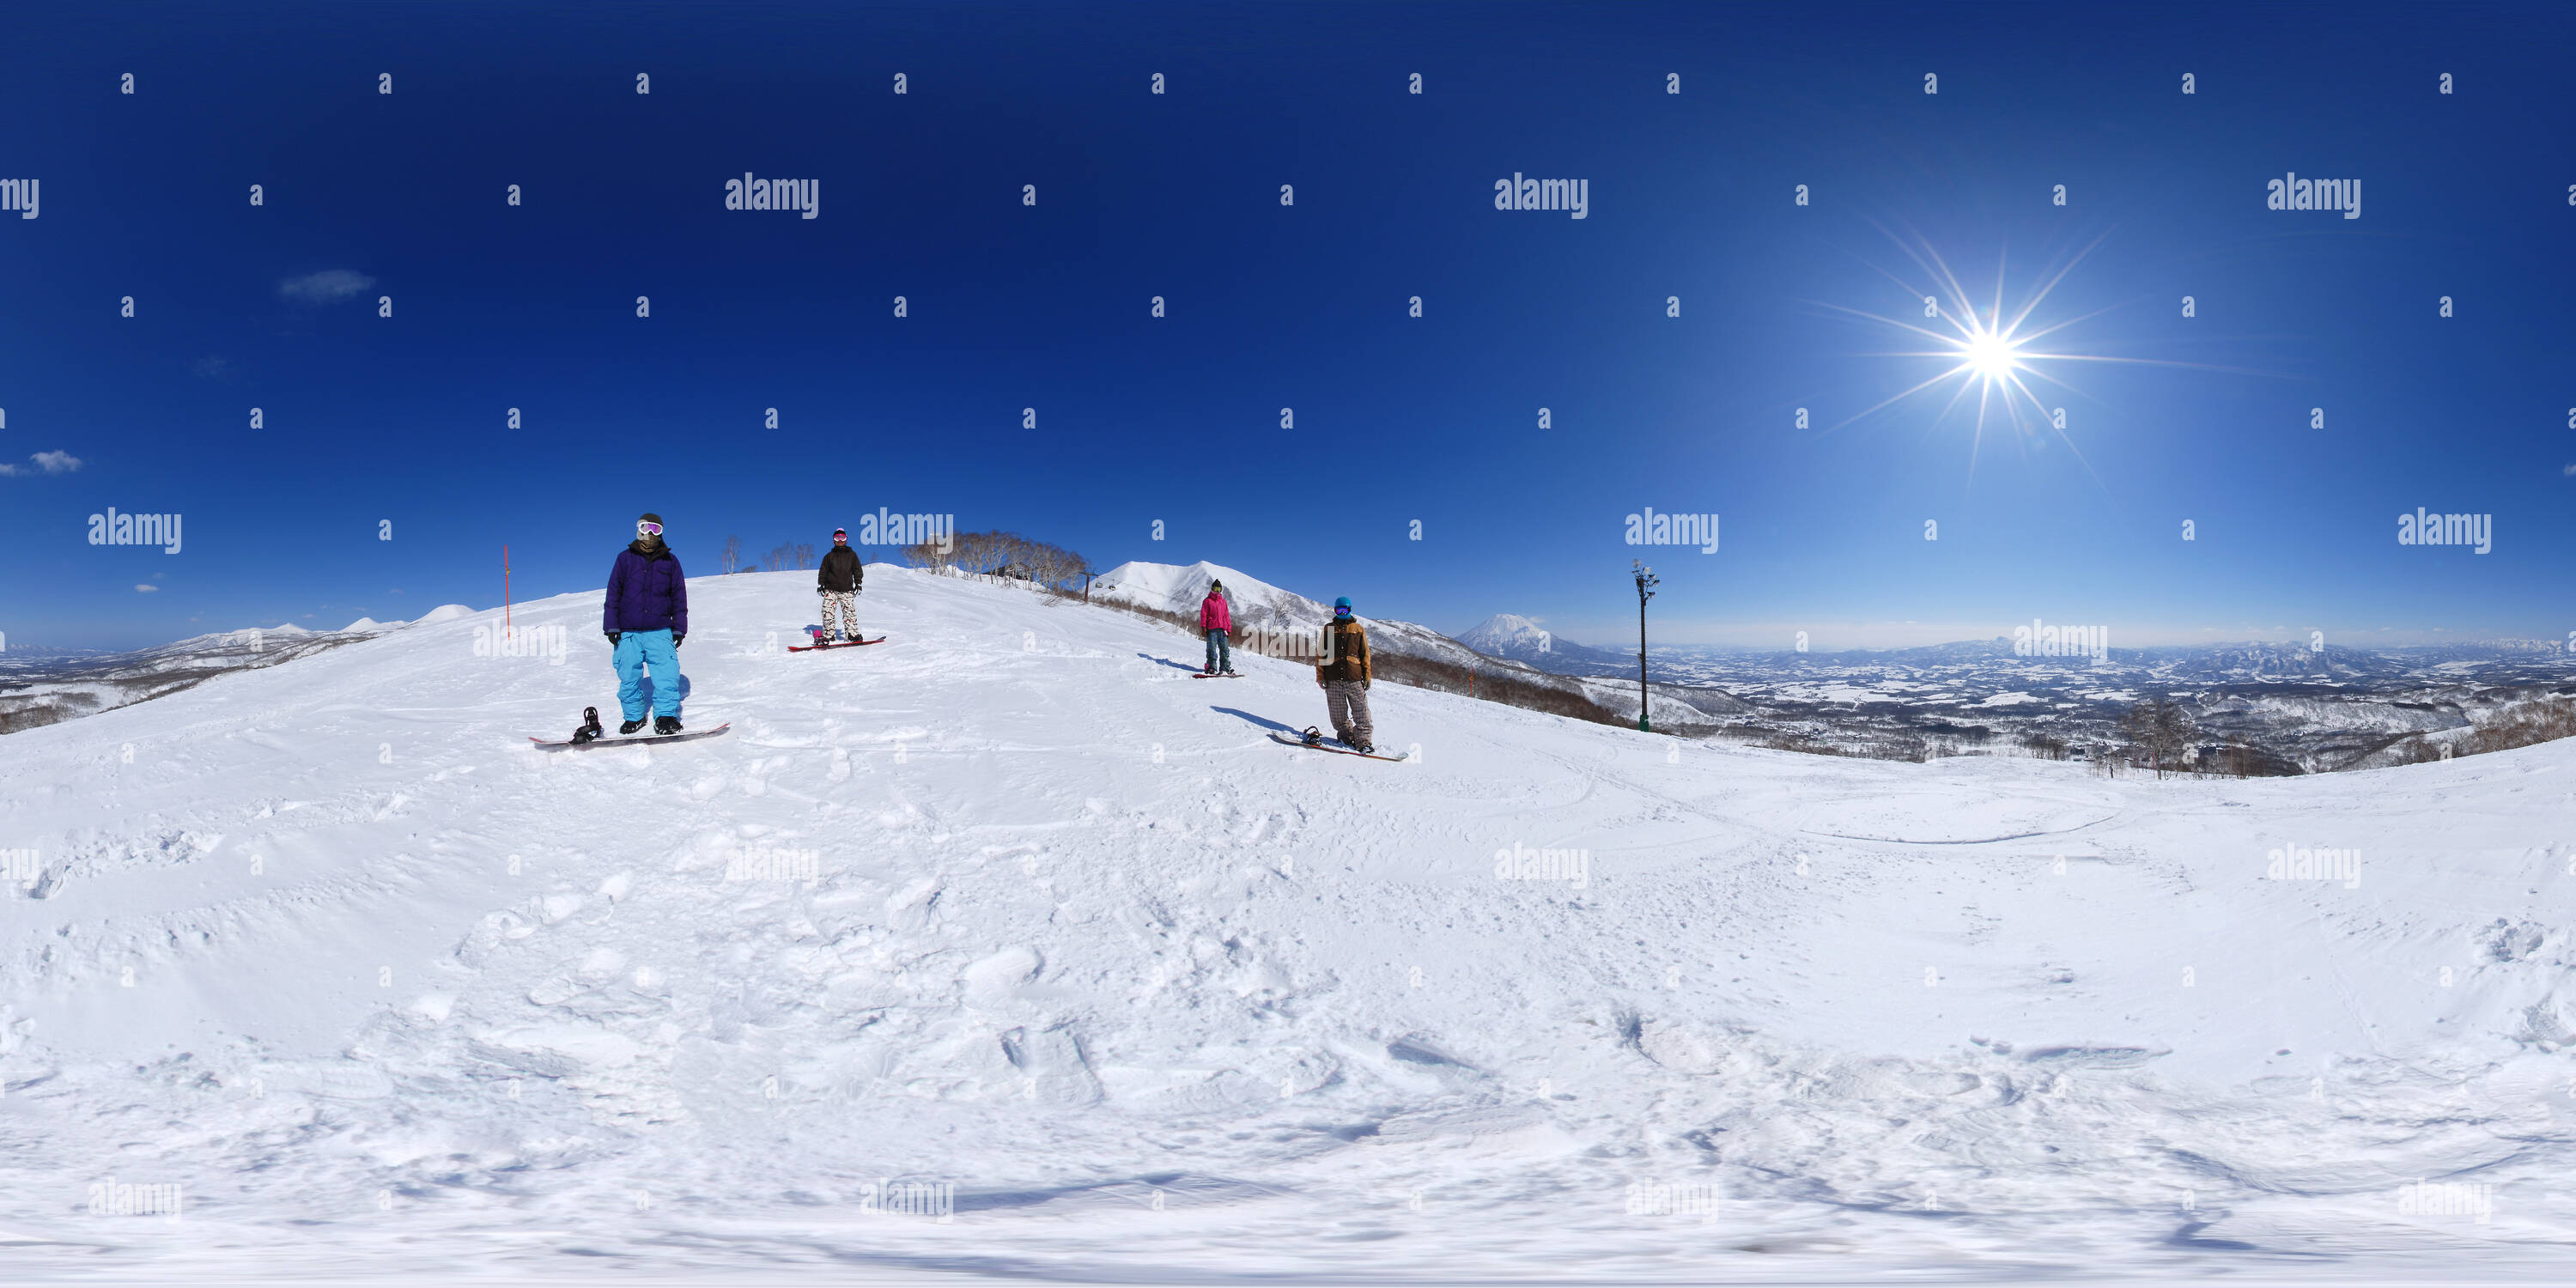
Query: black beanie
[[639, 512, 664, 526]]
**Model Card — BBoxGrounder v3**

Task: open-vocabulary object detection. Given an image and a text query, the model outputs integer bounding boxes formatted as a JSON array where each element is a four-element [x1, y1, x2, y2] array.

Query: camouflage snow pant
[[820, 590, 860, 641], [1324, 680, 1373, 749]]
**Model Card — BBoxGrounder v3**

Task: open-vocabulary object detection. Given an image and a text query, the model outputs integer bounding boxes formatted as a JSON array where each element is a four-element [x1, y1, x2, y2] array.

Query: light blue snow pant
[[1204, 628, 1230, 673], [613, 629, 683, 720]]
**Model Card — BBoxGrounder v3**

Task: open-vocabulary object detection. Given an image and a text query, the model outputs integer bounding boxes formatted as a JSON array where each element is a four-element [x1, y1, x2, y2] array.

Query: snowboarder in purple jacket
[[603, 513, 689, 734]]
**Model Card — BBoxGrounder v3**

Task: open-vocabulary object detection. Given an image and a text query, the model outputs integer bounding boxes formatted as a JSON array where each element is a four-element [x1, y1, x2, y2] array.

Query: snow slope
[[2, 565, 2572, 1281]]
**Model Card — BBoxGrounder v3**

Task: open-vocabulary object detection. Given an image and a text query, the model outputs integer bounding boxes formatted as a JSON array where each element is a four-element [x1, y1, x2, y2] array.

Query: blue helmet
[[1333, 596, 1353, 617]]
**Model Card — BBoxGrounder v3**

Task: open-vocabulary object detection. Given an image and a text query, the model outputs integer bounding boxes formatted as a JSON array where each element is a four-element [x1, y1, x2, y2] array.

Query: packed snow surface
[[1, 567, 2571, 1281]]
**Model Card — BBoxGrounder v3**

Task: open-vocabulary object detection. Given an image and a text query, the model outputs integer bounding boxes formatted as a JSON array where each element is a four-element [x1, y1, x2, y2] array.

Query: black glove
[[605, 631, 622, 646], [1363, 680, 1371, 691], [672, 635, 685, 648]]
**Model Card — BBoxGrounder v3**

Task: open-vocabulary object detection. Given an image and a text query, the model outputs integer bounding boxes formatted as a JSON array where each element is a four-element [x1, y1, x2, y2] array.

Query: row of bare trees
[[901, 530, 1094, 596], [715, 536, 815, 574]]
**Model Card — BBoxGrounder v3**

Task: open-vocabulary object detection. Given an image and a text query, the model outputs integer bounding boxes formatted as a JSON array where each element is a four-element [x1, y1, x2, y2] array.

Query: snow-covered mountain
[[1456, 612, 1553, 655], [1, 564, 2569, 1278], [1455, 613, 1637, 675], [1091, 558, 1328, 631]]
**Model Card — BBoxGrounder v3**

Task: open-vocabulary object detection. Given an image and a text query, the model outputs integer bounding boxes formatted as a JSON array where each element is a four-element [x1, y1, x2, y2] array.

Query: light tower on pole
[[1632, 559, 1659, 732]]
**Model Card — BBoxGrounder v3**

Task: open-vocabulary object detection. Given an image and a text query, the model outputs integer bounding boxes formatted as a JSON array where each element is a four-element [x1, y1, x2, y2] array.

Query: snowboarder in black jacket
[[817, 528, 864, 641]]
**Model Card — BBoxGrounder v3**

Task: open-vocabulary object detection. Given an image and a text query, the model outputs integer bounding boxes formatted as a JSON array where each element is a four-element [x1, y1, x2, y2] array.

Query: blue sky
[[2, 1, 2569, 651]]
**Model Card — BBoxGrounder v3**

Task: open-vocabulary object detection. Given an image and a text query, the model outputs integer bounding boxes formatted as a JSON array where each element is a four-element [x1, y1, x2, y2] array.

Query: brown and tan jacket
[[1316, 617, 1370, 684]]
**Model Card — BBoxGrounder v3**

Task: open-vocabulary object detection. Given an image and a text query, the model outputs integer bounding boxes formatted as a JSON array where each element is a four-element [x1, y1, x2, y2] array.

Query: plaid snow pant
[[1203, 628, 1230, 673], [821, 590, 860, 641], [1324, 679, 1373, 748]]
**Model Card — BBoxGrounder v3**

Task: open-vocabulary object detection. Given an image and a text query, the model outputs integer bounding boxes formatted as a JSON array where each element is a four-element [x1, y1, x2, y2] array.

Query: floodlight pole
[[1633, 559, 1659, 732]]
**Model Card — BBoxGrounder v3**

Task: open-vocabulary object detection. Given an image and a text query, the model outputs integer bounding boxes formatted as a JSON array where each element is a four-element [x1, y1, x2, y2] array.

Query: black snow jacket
[[817, 544, 864, 592]]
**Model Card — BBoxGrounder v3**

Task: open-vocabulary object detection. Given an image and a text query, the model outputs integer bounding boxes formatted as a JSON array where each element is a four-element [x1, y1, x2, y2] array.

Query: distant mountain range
[[0, 607, 473, 735]]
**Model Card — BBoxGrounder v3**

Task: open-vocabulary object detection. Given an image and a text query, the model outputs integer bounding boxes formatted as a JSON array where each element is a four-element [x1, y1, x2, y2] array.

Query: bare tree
[[903, 538, 954, 574], [721, 534, 744, 574], [794, 543, 815, 570], [2121, 696, 2198, 779]]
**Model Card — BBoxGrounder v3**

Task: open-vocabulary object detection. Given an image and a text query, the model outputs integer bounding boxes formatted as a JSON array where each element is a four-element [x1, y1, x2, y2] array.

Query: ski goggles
[[635, 520, 663, 537], [832, 531, 848, 540]]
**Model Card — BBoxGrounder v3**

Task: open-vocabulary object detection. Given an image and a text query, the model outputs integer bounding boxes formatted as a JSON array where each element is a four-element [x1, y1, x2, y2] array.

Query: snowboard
[[532, 722, 731, 750], [1269, 731, 1409, 762], [789, 636, 886, 653], [1192, 671, 1242, 678]]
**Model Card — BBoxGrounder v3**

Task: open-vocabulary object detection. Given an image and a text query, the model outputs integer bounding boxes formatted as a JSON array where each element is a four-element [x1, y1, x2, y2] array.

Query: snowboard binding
[[570, 706, 605, 745], [1299, 726, 1324, 747]]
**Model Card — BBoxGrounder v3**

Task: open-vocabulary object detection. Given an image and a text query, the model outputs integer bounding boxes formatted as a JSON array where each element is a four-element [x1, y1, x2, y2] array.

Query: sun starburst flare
[[1811, 227, 2255, 489]]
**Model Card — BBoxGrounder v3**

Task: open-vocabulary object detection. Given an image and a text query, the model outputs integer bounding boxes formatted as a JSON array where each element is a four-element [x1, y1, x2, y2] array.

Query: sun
[[1962, 327, 2019, 381], [1813, 228, 2265, 487], [1810, 229, 2147, 483]]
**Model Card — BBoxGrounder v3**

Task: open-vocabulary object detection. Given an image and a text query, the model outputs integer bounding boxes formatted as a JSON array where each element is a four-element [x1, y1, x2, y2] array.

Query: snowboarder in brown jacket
[[1315, 596, 1373, 751]]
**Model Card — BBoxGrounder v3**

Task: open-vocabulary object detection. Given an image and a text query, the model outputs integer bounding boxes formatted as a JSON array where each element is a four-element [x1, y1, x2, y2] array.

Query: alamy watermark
[[2013, 617, 2108, 663], [0, 177, 36, 219], [1624, 507, 1717, 553], [472, 622, 567, 665], [88, 1177, 183, 1217], [88, 507, 182, 554], [1493, 842, 1589, 888], [3, 848, 39, 891], [2266, 172, 2360, 220], [1624, 1180, 1722, 1216], [1494, 173, 1589, 219], [724, 845, 822, 883], [2265, 844, 2360, 889], [2397, 508, 2491, 554], [2394, 1179, 2492, 1224], [850, 508, 953, 551], [859, 1179, 953, 1224], [724, 173, 819, 219]]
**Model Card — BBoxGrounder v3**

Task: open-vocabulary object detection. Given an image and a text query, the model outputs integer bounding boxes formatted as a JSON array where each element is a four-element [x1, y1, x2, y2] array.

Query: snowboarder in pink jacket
[[1199, 581, 1236, 675]]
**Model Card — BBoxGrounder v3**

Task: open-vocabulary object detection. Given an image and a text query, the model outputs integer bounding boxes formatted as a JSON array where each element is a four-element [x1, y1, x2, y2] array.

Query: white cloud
[[135, 584, 159, 593], [278, 269, 376, 304], [0, 450, 81, 477]]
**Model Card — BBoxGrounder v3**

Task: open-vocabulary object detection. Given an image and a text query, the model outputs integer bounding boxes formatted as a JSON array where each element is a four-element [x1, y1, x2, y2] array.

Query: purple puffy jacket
[[605, 544, 689, 636]]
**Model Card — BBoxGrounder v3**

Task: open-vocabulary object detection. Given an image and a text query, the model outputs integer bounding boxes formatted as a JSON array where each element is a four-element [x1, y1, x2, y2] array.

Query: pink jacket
[[1200, 592, 1231, 631]]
